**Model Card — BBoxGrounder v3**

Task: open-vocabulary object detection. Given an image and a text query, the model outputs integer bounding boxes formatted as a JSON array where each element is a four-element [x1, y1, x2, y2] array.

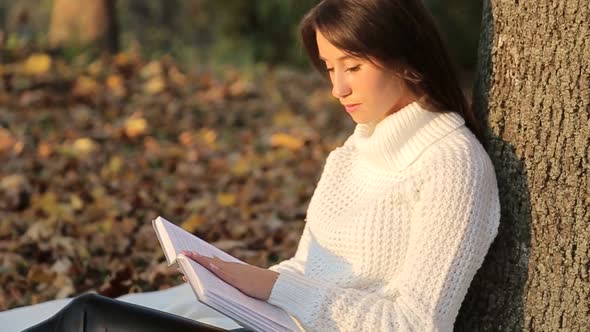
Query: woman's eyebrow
[[319, 54, 354, 62]]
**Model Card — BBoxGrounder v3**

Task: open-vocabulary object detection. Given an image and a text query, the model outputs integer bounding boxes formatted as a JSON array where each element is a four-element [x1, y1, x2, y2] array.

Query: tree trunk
[[455, 0, 590, 331], [48, 0, 119, 53]]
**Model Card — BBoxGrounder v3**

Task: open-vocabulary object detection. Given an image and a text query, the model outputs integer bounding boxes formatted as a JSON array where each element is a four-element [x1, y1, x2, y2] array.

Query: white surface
[[0, 283, 242, 331]]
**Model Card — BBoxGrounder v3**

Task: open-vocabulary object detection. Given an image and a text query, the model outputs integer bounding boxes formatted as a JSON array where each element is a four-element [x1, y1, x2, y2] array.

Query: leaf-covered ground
[[0, 53, 354, 310]]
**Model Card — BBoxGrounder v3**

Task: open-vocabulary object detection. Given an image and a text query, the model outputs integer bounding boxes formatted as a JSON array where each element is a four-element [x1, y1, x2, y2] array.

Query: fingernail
[[209, 263, 219, 270]]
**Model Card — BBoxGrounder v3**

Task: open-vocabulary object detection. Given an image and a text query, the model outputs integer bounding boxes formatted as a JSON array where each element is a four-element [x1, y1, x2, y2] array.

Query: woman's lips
[[344, 103, 361, 113]]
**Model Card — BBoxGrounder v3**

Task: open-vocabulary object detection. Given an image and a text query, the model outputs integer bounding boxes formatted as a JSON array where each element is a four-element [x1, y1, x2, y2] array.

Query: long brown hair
[[300, 0, 485, 145]]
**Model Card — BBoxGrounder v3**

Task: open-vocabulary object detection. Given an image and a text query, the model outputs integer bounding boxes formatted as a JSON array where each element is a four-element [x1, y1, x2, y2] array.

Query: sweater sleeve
[[266, 153, 501, 332]]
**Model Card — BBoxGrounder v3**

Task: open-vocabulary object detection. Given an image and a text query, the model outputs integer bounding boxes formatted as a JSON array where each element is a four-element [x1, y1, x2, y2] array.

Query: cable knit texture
[[267, 102, 501, 332]]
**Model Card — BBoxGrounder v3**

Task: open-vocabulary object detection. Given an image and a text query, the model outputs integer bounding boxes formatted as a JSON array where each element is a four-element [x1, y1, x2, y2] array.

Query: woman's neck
[[352, 101, 465, 171], [377, 92, 428, 124]]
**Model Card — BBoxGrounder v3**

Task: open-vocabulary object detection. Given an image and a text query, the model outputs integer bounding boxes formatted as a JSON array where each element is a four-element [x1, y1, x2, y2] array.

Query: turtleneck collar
[[353, 101, 465, 171]]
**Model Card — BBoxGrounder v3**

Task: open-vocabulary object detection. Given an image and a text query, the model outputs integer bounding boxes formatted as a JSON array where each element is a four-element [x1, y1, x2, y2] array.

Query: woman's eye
[[346, 65, 361, 72], [325, 65, 360, 73]]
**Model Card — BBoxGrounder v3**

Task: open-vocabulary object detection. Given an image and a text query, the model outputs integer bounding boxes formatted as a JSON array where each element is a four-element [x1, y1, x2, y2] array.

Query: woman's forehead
[[316, 31, 351, 62]]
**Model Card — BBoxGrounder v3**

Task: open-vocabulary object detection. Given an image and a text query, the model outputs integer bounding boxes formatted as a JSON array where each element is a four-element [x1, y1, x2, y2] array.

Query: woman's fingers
[[181, 250, 204, 262], [181, 251, 223, 275], [180, 251, 239, 287]]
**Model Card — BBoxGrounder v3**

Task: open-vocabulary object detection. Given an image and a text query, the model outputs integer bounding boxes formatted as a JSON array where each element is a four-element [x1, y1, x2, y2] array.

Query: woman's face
[[316, 30, 416, 124]]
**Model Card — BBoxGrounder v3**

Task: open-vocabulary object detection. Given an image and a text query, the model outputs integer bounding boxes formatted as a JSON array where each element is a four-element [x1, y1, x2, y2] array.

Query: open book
[[152, 216, 303, 332]]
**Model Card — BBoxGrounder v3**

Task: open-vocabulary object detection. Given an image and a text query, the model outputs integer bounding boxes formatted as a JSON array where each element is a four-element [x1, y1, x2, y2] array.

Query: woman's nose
[[331, 73, 351, 98]]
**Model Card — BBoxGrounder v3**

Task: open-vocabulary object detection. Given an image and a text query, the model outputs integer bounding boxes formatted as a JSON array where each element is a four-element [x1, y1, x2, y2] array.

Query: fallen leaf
[[72, 137, 98, 155], [107, 155, 123, 174], [33, 191, 58, 216], [0, 128, 16, 153], [54, 275, 75, 299], [51, 258, 72, 274], [70, 194, 84, 211], [87, 59, 103, 77], [144, 76, 166, 94], [37, 141, 54, 159], [13, 141, 24, 155], [179, 131, 194, 146], [22, 53, 52, 75], [23, 220, 55, 242], [181, 215, 204, 233], [106, 74, 126, 97], [113, 53, 131, 67], [72, 76, 101, 97], [0, 174, 31, 211], [199, 128, 217, 146], [271, 133, 304, 150], [125, 116, 148, 138], [140, 61, 163, 79], [169, 66, 188, 86], [27, 264, 56, 284], [217, 193, 236, 206], [230, 156, 252, 176]]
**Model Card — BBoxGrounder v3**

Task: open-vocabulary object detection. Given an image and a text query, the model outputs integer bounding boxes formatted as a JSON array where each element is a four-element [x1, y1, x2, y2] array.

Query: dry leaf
[[119, 218, 137, 235], [72, 76, 100, 97], [51, 258, 72, 274], [125, 116, 148, 138], [24, 221, 55, 242], [106, 74, 126, 97], [181, 215, 204, 233], [113, 53, 131, 67], [144, 76, 166, 94], [140, 61, 163, 79], [23, 54, 52, 75], [271, 133, 304, 150], [199, 128, 217, 145], [70, 194, 84, 211], [27, 265, 56, 284], [37, 141, 54, 159], [230, 157, 252, 176], [169, 66, 188, 86], [178, 131, 194, 146], [107, 155, 123, 174], [54, 275, 75, 299], [72, 137, 98, 155], [0, 128, 16, 153], [33, 191, 58, 216], [217, 193, 236, 206], [87, 59, 103, 77]]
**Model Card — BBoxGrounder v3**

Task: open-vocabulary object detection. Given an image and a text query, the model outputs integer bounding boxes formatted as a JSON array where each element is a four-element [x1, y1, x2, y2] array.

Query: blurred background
[[0, 0, 482, 310]]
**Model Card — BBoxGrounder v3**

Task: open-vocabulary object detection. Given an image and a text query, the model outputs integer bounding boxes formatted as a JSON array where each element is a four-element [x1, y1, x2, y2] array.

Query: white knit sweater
[[267, 101, 501, 332]]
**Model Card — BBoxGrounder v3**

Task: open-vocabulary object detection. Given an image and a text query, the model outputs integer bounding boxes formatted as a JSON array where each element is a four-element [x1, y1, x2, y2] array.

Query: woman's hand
[[180, 250, 279, 301]]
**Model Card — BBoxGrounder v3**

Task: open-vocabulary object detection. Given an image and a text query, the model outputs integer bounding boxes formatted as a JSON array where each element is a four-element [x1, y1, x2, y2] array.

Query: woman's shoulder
[[417, 125, 496, 179]]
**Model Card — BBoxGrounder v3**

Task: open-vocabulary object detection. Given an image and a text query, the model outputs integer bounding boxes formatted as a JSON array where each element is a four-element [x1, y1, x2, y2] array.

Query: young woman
[[18, 0, 500, 331]]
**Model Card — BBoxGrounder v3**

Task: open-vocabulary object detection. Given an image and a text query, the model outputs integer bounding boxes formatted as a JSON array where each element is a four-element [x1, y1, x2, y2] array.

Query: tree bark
[[455, 0, 590, 331], [48, 0, 119, 53]]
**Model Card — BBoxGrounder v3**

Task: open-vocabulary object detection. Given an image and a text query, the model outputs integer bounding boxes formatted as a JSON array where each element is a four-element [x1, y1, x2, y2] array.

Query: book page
[[178, 256, 302, 332], [155, 216, 243, 264], [208, 293, 293, 332], [207, 294, 282, 332]]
